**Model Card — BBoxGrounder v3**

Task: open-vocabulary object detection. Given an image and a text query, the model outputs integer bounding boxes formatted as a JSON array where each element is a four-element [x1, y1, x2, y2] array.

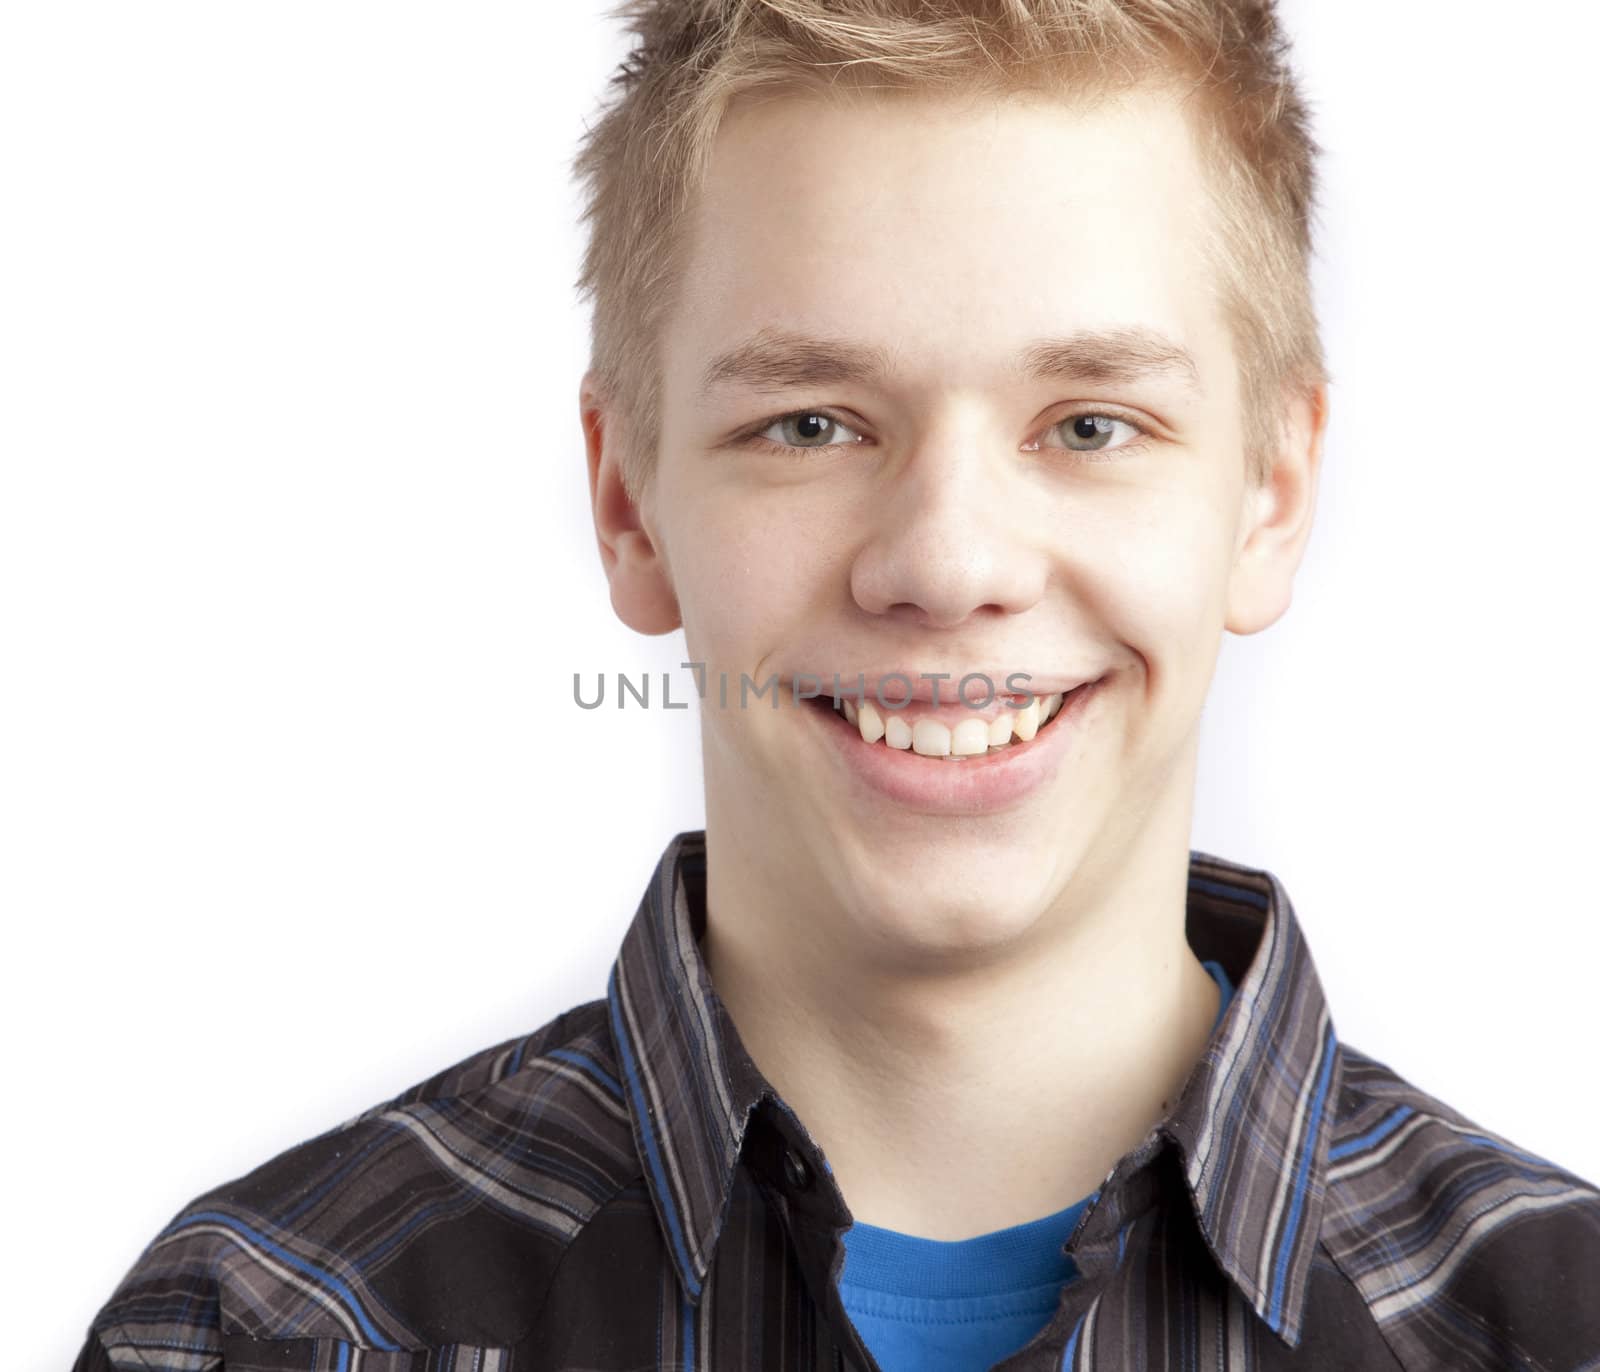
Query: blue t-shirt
[[837, 959, 1237, 1371]]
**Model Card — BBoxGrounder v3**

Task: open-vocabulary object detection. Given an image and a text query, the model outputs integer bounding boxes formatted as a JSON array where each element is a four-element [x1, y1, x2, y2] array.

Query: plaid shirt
[[75, 830, 1600, 1371]]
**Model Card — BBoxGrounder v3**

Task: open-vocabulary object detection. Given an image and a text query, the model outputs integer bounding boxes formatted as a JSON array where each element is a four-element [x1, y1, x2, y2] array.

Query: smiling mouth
[[807, 681, 1096, 759]]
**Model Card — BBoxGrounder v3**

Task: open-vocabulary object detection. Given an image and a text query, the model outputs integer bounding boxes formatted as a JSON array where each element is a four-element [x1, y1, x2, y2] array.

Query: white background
[[4, 3, 1597, 1364]]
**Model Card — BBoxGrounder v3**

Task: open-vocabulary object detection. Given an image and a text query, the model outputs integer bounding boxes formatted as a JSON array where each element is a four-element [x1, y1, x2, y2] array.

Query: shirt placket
[[743, 1102, 885, 1371]]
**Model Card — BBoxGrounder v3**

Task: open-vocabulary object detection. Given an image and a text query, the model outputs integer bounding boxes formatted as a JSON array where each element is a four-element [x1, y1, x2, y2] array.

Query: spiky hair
[[573, 0, 1327, 493]]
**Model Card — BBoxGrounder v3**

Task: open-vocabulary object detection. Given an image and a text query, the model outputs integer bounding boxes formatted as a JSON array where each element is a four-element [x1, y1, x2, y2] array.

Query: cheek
[[1065, 490, 1237, 683], [663, 488, 838, 666]]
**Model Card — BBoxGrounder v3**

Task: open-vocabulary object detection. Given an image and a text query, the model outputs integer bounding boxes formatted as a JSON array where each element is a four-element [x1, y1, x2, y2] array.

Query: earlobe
[[1224, 382, 1328, 636], [579, 373, 683, 636]]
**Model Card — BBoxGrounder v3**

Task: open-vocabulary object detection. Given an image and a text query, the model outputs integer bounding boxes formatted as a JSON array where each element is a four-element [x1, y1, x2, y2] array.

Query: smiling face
[[585, 82, 1322, 968]]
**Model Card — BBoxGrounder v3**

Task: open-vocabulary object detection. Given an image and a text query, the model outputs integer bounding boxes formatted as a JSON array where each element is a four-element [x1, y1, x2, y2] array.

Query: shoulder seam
[[1315, 1235, 1410, 1371], [518, 1170, 650, 1342]]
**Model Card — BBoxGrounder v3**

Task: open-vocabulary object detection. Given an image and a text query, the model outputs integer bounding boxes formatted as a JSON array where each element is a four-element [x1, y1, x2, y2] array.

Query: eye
[[747, 410, 868, 452], [1038, 411, 1149, 456]]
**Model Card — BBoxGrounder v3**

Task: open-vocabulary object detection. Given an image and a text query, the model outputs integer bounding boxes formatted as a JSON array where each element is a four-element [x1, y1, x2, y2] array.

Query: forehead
[[663, 84, 1230, 401]]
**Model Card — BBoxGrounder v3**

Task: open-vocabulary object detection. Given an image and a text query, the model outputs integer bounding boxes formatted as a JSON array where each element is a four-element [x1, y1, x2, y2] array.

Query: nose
[[849, 433, 1049, 629]]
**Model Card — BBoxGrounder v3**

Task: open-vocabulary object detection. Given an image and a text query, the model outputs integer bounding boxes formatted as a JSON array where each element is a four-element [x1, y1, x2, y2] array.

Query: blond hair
[[572, 0, 1327, 494]]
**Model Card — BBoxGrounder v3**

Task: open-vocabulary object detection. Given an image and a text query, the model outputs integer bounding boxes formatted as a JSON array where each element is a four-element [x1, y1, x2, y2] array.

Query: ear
[[579, 371, 682, 635], [1225, 381, 1329, 635]]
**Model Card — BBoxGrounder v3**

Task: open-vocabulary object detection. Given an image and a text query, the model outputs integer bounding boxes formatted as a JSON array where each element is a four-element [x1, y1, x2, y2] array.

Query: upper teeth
[[834, 692, 1066, 756]]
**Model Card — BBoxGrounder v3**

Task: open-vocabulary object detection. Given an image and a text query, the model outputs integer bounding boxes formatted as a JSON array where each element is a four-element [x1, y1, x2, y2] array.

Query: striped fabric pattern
[[74, 830, 1600, 1370]]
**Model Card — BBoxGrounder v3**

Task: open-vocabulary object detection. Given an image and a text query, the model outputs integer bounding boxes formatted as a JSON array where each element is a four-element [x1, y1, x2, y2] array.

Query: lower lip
[[804, 677, 1105, 817]]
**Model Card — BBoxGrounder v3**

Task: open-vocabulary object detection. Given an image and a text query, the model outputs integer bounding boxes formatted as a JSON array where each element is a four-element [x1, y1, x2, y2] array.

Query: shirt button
[[782, 1146, 813, 1190]]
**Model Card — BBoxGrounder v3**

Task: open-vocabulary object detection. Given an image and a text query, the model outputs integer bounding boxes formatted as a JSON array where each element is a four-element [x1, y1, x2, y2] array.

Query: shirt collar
[[1155, 850, 1341, 1347], [606, 831, 1340, 1348]]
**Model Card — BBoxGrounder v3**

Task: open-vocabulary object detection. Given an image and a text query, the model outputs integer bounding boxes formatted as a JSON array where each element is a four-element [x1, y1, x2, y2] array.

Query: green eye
[[1059, 414, 1128, 451], [752, 411, 867, 451], [781, 413, 840, 446]]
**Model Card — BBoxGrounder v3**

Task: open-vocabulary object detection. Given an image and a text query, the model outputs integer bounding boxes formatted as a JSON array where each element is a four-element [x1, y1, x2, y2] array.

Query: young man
[[75, 1, 1600, 1369]]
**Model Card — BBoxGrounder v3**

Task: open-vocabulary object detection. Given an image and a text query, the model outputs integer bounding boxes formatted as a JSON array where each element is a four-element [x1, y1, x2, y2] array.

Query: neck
[[700, 786, 1219, 1240]]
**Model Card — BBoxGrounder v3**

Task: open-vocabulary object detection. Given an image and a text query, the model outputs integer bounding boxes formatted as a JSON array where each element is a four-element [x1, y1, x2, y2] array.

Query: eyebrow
[[696, 325, 1203, 399]]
